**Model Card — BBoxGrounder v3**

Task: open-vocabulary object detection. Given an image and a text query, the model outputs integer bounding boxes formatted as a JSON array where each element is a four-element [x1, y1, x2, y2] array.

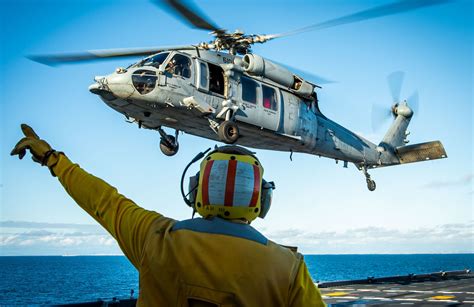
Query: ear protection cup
[[188, 172, 200, 207], [259, 180, 275, 219]]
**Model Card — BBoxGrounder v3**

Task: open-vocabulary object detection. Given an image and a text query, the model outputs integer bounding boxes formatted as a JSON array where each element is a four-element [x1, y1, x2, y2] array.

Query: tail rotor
[[371, 71, 419, 131]]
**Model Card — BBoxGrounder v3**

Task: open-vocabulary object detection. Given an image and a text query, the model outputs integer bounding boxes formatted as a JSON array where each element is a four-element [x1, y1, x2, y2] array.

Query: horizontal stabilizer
[[395, 141, 447, 164]]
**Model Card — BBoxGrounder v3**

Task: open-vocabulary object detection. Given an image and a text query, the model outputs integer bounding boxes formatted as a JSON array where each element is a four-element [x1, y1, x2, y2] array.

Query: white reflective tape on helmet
[[232, 161, 256, 207], [207, 160, 228, 205]]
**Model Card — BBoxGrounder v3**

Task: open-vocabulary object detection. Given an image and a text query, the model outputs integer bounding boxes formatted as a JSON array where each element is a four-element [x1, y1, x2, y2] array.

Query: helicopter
[[30, 0, 449, 191]]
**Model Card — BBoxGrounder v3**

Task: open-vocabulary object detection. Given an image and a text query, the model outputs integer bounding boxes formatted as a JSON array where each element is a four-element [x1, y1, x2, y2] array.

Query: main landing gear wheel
[[157, 127, 179, 156], [366, 179, 376, 191], [218, 120, 239, 144], [159, 135, 179, 156]]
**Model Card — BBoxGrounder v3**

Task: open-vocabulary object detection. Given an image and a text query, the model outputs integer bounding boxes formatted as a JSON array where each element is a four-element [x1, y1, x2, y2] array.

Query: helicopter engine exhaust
[[242, 54, 314, 98]]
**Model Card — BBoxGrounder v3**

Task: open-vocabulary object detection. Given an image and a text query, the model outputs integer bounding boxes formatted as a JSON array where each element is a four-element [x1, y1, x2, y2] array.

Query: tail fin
[[379, 102, 412, 149]]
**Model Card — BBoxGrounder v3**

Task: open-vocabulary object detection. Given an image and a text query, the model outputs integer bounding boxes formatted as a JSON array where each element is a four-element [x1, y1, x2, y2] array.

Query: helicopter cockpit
[[165, 54, 191, 78], [130, 52, 170, 94], [133, 52, 170, 69]]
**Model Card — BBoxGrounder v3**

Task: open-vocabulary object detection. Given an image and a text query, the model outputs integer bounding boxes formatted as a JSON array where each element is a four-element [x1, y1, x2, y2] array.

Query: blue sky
[[1, 0, 472, 255]]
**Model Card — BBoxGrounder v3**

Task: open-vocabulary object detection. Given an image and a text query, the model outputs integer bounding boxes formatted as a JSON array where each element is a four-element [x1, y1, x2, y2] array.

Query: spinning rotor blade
[[269, 59, 335, 85], [28, 45, 196, 66], [407, 90, 419, 115], [371, 103, 393, 131], [155, 0, 221, 32], [387, 71, 405, 102], [268, 0, 451, 40], [372, 73, 421, 131]]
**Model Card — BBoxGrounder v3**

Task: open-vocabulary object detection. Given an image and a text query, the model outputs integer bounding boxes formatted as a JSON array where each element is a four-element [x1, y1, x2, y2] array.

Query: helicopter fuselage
[[89, 49, 385, 167], [33, 0, 449, 191], [89, 48, 446, 192]]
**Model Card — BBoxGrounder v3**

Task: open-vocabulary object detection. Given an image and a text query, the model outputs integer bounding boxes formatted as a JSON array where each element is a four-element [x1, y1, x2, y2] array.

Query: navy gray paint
[[89, 49, 446, 176]]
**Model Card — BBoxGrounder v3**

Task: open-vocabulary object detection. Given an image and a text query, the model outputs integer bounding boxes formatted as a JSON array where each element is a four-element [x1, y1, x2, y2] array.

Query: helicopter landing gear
[[362, 166, 376, 191], [158, 127, 179, 156], [218, 120, 239, 144]]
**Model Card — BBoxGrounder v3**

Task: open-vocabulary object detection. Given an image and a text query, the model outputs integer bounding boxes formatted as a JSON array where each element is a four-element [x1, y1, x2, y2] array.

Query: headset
[[180, 146, 275, 220]]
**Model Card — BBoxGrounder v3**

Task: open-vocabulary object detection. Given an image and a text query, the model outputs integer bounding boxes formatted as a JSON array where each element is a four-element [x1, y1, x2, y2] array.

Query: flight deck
[[318, 270, 473, 306]]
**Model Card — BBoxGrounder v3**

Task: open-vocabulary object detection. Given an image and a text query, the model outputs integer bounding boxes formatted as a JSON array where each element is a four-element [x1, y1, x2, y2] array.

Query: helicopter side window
[[208, 63, 225, 95], [165, 54, 191, 79], [140, 52, 169, 68], [199, 62, 208, 89], [262, 84, 277, 111], [241, 76, 257, 104]]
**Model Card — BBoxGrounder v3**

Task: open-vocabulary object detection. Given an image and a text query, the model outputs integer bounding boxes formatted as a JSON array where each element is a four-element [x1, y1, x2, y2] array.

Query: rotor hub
[[392, 103, 413, 118]]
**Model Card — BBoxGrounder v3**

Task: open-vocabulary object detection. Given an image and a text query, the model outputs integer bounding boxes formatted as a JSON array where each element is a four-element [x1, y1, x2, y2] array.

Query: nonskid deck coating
[[318, 270, 473, 306]]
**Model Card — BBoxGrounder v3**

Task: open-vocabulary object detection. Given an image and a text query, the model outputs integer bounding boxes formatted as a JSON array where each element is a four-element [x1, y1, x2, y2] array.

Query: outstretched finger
[[10, 137, 34, 158], [21, 124, 40, 139]]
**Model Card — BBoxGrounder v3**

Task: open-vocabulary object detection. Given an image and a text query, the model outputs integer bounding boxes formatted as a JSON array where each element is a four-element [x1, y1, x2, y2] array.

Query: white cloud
[[1, 220, 473, 255], [0, 221, 121, 256], [264, 221, 474, 254], [0, 221, 104, 233]]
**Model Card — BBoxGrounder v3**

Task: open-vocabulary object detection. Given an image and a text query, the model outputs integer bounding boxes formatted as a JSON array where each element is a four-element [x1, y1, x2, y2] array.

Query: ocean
[[0, 254, 472, 305]]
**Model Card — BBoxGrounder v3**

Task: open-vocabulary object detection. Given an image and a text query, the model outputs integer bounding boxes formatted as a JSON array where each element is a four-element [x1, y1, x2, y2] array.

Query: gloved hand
[[10, 124, 56, 166]]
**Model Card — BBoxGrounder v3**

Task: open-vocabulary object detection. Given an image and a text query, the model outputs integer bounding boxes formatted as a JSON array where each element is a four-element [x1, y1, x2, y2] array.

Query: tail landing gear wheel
[[218, 121, 239, 144], [159, 135, 179, 156], [367, 179, 376, 191]]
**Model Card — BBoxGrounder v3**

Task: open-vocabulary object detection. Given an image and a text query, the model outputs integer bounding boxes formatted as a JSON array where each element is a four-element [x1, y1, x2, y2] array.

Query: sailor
[[11, 124, 325, 307]]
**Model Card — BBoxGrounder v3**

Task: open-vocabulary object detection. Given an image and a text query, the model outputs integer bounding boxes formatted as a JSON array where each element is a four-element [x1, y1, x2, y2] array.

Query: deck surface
[[318, 271, 474, 306]]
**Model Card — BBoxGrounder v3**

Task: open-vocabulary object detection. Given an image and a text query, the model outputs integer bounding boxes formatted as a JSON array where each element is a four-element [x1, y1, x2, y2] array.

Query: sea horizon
[[1, 254, 472, 304], [1, 252, 473, 256]]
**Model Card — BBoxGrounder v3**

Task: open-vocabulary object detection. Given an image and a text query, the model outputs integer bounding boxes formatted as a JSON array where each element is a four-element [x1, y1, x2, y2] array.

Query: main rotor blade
[[156, 0, 221, 32], [268, 0, 451, 40], [28, 45, 196, 66], [387, 71, 405, 102], [269, 59, 335, 85]]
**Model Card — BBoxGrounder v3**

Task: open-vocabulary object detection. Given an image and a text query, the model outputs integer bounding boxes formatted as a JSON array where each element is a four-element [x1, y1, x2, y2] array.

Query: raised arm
[[11, 124, 172, 268]]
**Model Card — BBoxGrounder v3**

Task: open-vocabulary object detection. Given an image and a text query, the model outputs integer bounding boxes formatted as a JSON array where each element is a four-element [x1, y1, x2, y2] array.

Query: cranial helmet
[[181, 146, 275, 222]]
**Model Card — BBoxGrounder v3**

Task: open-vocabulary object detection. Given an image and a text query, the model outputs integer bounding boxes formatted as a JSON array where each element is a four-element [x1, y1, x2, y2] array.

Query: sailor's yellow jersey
[[50, 153, 325, 306]]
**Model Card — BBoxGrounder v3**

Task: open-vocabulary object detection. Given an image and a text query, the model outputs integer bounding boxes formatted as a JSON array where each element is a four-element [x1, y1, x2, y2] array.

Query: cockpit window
[[165, 54, 191, 79], [140, 52, 170, 68], [132, 70, 157, 95]]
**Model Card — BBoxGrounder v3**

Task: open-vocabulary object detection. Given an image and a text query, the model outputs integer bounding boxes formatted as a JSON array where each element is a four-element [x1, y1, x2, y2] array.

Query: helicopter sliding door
[[236, 77, 280, 131]]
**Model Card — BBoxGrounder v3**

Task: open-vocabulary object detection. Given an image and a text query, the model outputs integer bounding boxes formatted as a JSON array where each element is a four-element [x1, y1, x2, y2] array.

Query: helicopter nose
[[105, 73, 135, 99], [88, 82, 102, 94]]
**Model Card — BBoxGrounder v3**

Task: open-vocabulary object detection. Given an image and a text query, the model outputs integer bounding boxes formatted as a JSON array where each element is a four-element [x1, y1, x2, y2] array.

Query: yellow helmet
[[183, 146, 275, 222]]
